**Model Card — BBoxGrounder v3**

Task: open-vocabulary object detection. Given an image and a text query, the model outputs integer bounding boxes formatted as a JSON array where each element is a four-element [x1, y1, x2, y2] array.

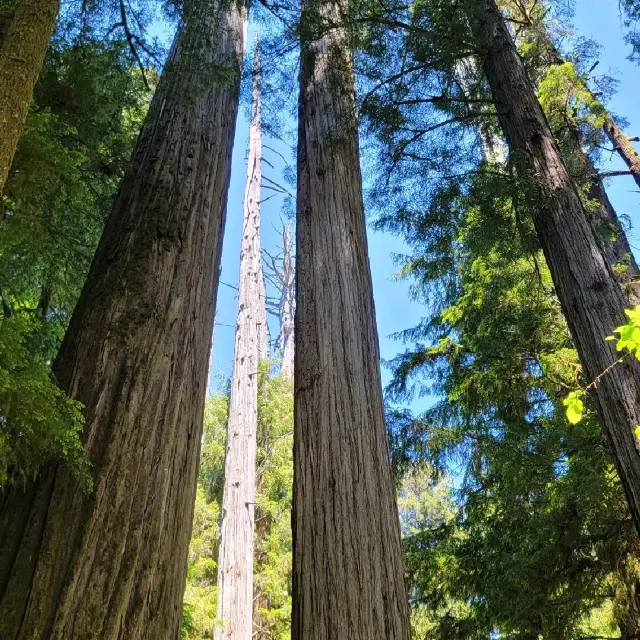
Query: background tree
[[468, 0, 640, 536], [182, 375, 294, 640], [0, 0, 60, 192], [215, 37, 266, 640]]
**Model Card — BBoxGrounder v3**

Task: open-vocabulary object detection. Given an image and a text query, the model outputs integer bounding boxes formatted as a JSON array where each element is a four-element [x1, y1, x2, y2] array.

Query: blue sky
[[209, 0, 640, 402]]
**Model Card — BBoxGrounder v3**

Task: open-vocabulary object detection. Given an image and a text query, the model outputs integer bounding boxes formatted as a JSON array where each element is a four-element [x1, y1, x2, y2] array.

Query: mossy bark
[[0, 1, 245, 637], [0, 0, 59, 193]]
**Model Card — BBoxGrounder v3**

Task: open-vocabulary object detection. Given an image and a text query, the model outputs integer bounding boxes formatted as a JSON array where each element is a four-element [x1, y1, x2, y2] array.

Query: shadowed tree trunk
[[507, 3, 640, 291], [471, 0, 640, 537], [215, 36, 265, 640], [457, 49, 639, 300], [292, 0, 412, 637], [0, 0, 59, 193], [0, 1, 245, 637]]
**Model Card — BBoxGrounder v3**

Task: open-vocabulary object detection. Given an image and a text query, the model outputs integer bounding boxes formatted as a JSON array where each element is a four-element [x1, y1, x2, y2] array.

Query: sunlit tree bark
[[292, 1, 412, 637], [215, 37, 265, 640], [0, 1, 245, 637]]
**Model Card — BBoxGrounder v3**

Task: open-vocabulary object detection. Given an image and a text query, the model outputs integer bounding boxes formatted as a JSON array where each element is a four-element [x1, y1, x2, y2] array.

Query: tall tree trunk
[[215, 37, 264, 640], [456, 46, 639, 299], [0, 1, 245, 638], [508, 4, 640, 284], [292, 2, 411, 638], [584, 155, 640, 303], [0, 0, 59, 193], [471, 0, 640, 536], [536, 37, 640, 289], [279, 223, 294, 378]]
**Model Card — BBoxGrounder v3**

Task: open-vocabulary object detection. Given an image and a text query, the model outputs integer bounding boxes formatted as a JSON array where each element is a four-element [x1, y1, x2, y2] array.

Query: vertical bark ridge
[[472, 0, 640, 536], [0, 1, 246, 637], [215, 35, 265, 640], [0, 0, 59, 193], [292, 2, 411, 638]]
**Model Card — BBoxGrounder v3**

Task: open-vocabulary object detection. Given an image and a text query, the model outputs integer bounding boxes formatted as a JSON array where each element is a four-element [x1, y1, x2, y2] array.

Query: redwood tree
[[215, 37, 265, 640], [292, 0, 411, 637], [0, 0, 59, 192], [470, 0, 640, 536], [0, 1, 246, 637]]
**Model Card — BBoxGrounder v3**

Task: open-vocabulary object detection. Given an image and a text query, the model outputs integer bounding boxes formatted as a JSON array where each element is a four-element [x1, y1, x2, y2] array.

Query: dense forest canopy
[[0, 0, 640, 638]]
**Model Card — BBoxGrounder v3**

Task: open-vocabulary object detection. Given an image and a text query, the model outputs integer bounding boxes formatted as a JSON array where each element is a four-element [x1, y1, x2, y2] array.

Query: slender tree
[[0, 0, 59, 193], [0, 1, 246, 637], [278, 224, 295, 378], [215, 36, 265, 640], [469, 0, 640, 535], [292, 0, 411, 636]]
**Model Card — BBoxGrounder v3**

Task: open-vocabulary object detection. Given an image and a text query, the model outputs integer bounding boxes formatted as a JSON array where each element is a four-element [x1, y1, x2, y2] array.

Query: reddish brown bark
[[292, 0, 412, 637], [0, 1, 245, 637]]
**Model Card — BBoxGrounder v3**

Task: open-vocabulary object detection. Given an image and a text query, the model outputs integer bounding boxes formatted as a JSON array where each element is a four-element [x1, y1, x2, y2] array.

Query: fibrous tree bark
[[215, 36, 265, 640], [0, 1, 245, 637], [471, 0, 640, 536], [253, 221, 293, 638], [456, 46, 638, 300], [292, 0, 412, 637], [0, 0, 59, 193], [506, 1, 640, 290]]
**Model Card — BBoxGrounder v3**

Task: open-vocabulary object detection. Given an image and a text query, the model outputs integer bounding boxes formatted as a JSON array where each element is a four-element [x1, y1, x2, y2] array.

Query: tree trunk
[[584, 156, 640, 303], [532, 36, 640, 291], [471, 0, 640, 537], [456, 45, 639, 299], [0, 1, 245, 638], [215, 37, 264, 640], [603, 114, 640, 190], [279, 223, 294, 378], [292, 1, 412, 638], [0, 8, 13, 49], [0, 0, 59, 193]]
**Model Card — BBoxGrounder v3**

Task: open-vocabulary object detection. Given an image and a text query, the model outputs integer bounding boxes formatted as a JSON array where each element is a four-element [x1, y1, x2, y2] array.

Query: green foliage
[[181, 394, 227, 639], [0, 29, 148, 486], [182, 375, 293, 639], [563, 305, 640, 425], [1, 35, 150, 341], [380, 161, 639, 638], [562, 390, 584, 425], [610, 306, 640, 358], [0, 314, 88, 488], [254, 372, 294, 639]]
